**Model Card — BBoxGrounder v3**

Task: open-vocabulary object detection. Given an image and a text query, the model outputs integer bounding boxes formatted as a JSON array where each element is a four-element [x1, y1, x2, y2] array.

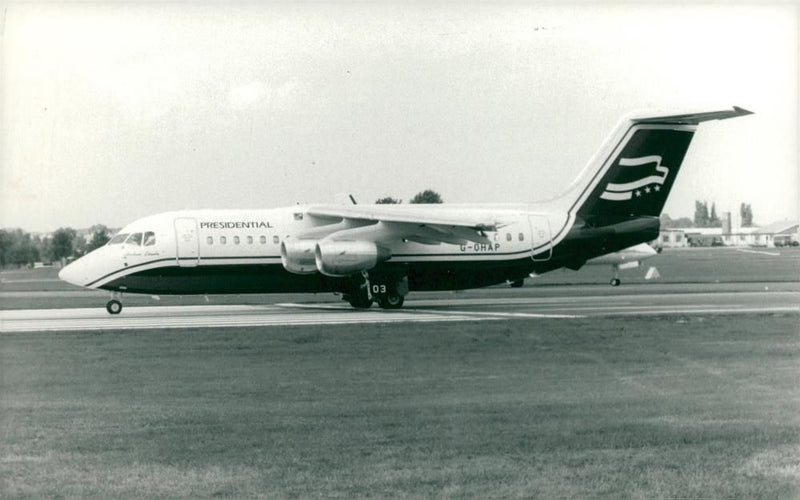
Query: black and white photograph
[[1, 2, 798, 498]]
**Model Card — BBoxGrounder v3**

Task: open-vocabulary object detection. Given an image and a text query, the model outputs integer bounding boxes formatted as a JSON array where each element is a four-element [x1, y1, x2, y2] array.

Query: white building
[[659, 220, 798, 248]]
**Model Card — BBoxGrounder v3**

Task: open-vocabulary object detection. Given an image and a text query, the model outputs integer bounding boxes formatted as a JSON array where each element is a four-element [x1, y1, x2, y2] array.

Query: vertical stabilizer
[[562, 107, 752, 223]]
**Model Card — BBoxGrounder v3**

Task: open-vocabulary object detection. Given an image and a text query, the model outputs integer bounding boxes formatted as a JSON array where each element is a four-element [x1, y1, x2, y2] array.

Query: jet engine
[[280, 240, 318, 274], [315, 241, 392, 277]]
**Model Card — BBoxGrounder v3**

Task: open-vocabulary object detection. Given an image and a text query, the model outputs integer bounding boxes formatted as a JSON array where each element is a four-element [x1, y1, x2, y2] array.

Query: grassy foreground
[[2, 315, 798, 498]]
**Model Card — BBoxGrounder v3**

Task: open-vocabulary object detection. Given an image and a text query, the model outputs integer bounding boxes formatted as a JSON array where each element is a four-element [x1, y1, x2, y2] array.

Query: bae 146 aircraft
[[59, 107, 752, 314]]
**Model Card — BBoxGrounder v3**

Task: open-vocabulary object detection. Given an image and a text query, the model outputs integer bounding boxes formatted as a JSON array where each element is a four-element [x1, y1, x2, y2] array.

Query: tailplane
[[563, 107, 752, 223]]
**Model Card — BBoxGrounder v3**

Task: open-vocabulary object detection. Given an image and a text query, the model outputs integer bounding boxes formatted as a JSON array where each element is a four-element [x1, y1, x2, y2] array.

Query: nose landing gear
[[106, 299, 123, 314], [106, 292, 123, 314]]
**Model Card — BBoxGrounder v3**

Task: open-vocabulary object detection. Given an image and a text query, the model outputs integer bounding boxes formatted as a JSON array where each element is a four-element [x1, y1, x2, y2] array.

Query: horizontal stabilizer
[[632, 106, 753, 125]]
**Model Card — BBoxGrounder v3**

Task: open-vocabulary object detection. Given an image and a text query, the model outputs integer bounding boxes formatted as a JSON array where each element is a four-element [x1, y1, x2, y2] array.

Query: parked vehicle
[[773, 235, 799, 247]]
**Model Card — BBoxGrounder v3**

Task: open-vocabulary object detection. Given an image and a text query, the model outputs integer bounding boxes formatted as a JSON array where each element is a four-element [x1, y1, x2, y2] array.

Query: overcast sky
[[2, 2, 797, 232]]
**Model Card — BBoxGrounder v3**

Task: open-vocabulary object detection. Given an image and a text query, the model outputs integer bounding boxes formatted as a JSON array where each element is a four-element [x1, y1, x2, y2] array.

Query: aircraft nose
[[58, 258, 90, 287]]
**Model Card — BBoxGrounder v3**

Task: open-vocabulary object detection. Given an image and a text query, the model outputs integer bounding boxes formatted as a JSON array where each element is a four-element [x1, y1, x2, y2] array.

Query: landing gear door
[[174, 217, 199, 267], [528, 214, 552, 261]]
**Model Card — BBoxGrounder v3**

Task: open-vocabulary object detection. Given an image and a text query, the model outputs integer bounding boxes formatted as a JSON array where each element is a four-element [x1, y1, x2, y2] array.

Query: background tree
[[87, 225, 111, 251], [35, 235, 54, 264], [740, 203, 754, 227], [694, 200, 709, 227], [709, 203, 721, 227], [375, 197, 402, 204], [0, 229, 39, 268], [72, 233, 88, 258], [0, 229, 11, 267], [660, 213, 694, 228], [409, 189, 443, 204], [51, 227, 77, 262]]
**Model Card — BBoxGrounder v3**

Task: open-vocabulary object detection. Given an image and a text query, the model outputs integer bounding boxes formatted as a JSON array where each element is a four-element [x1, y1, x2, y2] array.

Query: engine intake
[[315, 241, 392, 277], [280, 240, 318, 274]]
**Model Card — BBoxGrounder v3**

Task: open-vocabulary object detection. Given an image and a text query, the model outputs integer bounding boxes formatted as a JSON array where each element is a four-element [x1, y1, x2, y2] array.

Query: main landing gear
[[610, 265, 621, 287], [343, 271, 407, 309]]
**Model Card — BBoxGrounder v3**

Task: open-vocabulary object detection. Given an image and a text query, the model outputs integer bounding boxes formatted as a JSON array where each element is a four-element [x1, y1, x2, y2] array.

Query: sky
[[2, 2, 798, 232]]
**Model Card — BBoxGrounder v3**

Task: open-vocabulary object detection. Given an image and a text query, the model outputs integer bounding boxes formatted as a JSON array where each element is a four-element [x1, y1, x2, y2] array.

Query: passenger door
[[174, 217, 199, 267], [528, 214, 552, 261]]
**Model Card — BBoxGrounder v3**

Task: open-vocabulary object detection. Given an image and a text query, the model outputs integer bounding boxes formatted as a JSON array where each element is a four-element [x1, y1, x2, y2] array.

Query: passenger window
[[247, 235, 253, 244], [260, 235, 266, 244], [126, 233, 143, 246], [234, 236, 240, 245], [207, 236, 213, 245], [506, 233, 512, 242], [108, 233, 129, 245], [518, 233, 525, 242], [220, 236, 227, 244], [143, 232, 156, 246]]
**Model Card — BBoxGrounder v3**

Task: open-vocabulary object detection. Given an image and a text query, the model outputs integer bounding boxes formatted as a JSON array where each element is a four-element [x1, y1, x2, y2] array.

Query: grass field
[[2, 314, 799, 498]]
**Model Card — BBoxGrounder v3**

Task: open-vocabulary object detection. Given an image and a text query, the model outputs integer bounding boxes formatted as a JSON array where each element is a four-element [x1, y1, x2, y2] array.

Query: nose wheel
[[106, 299, 123, 315]]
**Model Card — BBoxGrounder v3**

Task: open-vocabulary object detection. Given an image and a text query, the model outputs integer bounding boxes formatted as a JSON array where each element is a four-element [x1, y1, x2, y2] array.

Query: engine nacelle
[[315, 241, 392, 277], [280, 240, 318, 274]]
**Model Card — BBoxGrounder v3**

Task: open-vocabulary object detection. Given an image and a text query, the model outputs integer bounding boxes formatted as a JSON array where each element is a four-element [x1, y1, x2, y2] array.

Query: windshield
[[125, 233, 143, 246], [108, 233, 129, 245]]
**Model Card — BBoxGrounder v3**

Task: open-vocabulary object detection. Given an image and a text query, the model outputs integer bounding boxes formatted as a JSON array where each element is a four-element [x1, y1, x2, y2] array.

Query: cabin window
[[247, 235, 253, 245], [108, 233, 129, 245], [220, 236, 227, 244], [234, 236, 240, 245], [143, 232, 156, 246], [125, 233, 143, 246], [260, 235, 267, 244], [518, 232, 525, 242], [506, 233, 512, 242], [207, 236, 213, 245], [273, 235, 280, 244]]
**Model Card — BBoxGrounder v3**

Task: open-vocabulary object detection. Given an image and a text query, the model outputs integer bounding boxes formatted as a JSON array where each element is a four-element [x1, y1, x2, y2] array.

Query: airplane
[[586, 241, 659, 286], [59, 106, 752, 314], [510, 242, 659, 287]]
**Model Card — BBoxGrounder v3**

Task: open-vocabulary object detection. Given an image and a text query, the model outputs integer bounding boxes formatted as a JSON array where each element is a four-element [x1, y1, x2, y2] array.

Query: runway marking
[[736, 248, 781, 256], [277, 302, 585, 319], [403, 308, 585, 319], [0, 278, 63, 283], [0, 305, 501, 333], [2, 289, 797, 332]]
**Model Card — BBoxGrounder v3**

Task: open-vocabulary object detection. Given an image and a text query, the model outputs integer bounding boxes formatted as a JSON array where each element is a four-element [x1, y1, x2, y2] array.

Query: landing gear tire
[[377, 294, 405, 309], [106, 299, 123, 315], [610, 278, 621, 287], [346, 294, 373, 309], [510, 279, 524, 288]]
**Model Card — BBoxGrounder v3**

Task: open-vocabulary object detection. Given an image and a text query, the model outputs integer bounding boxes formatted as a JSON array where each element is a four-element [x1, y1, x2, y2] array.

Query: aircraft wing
[[300, 205, 513, 245]]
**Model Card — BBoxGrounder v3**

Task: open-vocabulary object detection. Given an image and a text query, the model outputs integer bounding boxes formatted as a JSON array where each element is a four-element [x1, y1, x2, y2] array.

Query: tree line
[[0, 225, 112, 268], [661, 200, 754, 229], [375, 189, 443, 205]]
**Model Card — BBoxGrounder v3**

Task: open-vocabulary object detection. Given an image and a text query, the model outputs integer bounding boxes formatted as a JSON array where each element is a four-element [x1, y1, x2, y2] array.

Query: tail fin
[[569, 107, 752, 222]]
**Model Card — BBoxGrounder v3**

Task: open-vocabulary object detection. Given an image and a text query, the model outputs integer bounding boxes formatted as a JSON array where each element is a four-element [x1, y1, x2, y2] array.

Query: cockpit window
[[108, 233, 129, 245], [143, 232, 156, 246], [125, 233, 143, 246]]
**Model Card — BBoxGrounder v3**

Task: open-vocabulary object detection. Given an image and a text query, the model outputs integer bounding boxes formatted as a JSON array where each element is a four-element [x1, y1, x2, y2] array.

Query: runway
[[2, 285, 798, 332]]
